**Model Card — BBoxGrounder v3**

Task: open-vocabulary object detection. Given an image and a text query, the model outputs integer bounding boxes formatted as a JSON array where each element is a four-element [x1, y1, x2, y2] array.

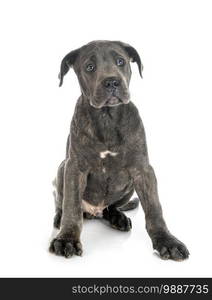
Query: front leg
[[49, 158, 88, 258], [130, 165, 189, 261]]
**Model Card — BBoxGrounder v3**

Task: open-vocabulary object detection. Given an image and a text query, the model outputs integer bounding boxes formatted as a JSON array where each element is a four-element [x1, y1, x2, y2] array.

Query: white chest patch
[[100, 150, 118, 159], [82, 200, 107, 217]]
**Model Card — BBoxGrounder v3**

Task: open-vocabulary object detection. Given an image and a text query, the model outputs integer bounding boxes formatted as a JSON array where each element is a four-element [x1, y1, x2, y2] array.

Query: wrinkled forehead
[[79, 42, 129, 64]]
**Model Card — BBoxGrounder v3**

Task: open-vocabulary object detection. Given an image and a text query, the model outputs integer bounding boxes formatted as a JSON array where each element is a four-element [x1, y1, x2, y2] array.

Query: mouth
[[91, 89, 130, 108], [104, 96, 122, 106]]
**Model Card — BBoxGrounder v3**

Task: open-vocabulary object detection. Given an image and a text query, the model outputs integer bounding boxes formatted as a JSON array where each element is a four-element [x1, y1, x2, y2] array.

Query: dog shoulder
[[71, 96, 91, 136], [124, 101, 144, 132]]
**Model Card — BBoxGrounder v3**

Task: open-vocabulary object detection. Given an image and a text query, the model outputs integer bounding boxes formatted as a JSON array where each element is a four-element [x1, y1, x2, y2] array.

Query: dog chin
[[89, 101, 103, 109], [104, 96, 123, 107], [90, 97, 130, 109]]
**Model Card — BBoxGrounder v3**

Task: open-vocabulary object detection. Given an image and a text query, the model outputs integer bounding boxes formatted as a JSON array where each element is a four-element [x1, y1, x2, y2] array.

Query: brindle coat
[[49, 40, 189, 260]]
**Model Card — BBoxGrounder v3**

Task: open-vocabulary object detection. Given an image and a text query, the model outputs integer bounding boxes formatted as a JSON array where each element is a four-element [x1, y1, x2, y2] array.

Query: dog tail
[[119, 197, 139, 211]]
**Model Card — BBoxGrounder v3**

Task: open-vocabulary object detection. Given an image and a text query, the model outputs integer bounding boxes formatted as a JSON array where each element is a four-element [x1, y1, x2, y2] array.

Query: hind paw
[[103, 208, 132, 231]]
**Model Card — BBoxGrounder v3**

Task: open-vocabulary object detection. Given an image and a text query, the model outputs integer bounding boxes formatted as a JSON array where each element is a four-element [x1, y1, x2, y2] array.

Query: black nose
[[102, 77, 120, 89]]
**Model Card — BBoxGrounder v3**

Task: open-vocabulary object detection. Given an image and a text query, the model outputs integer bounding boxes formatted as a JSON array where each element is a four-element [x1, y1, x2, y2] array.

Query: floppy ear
[[58, 48, 79, 87], [114, 42, 143, 78]]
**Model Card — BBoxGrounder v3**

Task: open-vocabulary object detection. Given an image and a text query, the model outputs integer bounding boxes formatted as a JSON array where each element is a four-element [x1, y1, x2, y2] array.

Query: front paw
[[152, 232, 189, 261], [49, 237, 83, 258]]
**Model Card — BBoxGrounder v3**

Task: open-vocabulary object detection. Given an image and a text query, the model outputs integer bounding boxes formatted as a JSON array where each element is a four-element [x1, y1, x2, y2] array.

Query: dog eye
[[86, 64, 95, 72], [116, 58, 125, 66]]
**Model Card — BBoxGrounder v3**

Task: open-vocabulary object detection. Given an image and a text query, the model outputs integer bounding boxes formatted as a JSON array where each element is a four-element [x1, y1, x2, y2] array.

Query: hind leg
[[103, 207, 132, 231], [53, 160, 65, 229], [102, 191, 134, 231], [83, 212, 96, 219]]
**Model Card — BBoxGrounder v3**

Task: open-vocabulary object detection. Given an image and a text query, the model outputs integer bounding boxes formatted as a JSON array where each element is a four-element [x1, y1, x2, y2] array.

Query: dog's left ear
[[58, 48, 80, 87], [114, 42, 143, 78]]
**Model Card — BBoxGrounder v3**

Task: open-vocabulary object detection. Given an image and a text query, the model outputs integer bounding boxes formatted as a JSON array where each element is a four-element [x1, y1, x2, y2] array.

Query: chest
[[99, 149, 121, 172], [94, 117, 124, 149]]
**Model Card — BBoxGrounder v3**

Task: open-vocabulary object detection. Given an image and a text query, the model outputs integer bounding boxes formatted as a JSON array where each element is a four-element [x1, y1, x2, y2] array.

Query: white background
[[0, 0, 212, 277]]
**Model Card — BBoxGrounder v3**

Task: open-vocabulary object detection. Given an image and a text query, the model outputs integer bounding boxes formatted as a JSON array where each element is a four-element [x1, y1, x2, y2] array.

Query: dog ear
[[114, 42, 143, 78], [58, 48, 79, 87]]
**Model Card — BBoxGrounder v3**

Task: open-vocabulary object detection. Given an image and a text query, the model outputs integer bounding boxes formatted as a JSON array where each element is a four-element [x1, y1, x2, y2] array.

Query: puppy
[[49, 40, 189, 260]]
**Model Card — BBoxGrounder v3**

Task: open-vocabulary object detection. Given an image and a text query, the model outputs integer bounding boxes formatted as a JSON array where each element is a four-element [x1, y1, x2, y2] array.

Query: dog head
[[59, 40, 143, 108]]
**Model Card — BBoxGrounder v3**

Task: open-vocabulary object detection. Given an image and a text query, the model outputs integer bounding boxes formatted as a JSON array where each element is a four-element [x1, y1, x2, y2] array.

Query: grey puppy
[[49, 40, 189, 260]]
